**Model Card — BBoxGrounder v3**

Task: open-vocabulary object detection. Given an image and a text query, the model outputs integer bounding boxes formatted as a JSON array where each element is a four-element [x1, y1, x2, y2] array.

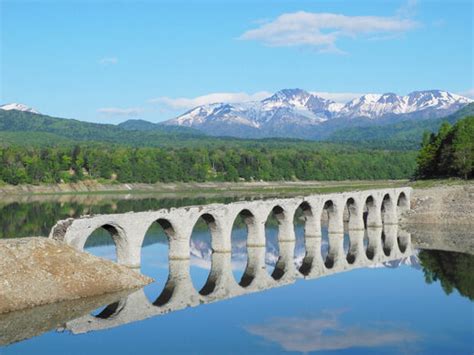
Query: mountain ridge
[[162, 89, 472, 139]]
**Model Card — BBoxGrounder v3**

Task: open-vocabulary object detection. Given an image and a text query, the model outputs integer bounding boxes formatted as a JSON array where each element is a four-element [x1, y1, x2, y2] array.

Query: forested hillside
[[0, 110, 203, 147], [416, 116, 473, 179], [327, 103, 474, 150]]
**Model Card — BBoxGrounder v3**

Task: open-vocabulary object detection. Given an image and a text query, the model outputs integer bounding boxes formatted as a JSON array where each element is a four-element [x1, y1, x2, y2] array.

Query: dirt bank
[[0, 238, 152, 314], [403, 183, 474, 226], [0, 179, 406, 196]]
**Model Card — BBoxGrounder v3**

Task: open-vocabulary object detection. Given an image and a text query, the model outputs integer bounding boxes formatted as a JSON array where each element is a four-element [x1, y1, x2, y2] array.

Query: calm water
[[0, 195, 473, 354]]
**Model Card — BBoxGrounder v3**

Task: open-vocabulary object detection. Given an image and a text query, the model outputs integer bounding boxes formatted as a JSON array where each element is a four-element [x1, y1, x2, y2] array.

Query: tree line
[[416, 116, 473, 179], [0, 145, 417, 185]]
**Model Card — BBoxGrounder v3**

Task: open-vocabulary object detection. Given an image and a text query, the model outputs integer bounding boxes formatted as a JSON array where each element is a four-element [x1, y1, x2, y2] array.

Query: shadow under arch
[[83, 223, 125, 262], [381, 230, 391, 256], [364, 195, 380, 228], [189, 213, 217, 296], [141, 218, 175, 307], [397, 192, 409, 215], [397, 233, 409, 254], [231, 209, 258, 288], [92, 300, 126, 320], [381, 193, 397, 225]]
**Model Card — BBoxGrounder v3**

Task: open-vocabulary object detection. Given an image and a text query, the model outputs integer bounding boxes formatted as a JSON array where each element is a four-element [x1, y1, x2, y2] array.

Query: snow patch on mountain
[[0, 103, 39, 114], [339, 90, 471, 119]]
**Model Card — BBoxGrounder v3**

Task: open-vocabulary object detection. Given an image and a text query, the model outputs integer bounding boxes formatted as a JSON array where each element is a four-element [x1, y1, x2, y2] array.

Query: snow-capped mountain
[[163, 89, 472, 139], [339, 90, 471, 119], [167, 89, 337, 137], [0, 103, 39, 114]]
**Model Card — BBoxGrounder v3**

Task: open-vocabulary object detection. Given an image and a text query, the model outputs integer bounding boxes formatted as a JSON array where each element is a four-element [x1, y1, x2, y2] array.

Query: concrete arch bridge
[[48, 187, 413, 333]]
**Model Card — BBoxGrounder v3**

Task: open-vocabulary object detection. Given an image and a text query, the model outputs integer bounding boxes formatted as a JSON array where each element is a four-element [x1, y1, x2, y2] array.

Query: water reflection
[[419, 249, 474, 300], [2, 241, 471, 350], [1, 193, 474, 354], [0, 290, 133, 346], [244, 310, 420, 353], [141, 222, 169, 303]]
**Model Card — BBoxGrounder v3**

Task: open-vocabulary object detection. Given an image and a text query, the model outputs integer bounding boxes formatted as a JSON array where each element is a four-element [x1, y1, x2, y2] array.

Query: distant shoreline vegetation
[[0, 145, 416, 185]]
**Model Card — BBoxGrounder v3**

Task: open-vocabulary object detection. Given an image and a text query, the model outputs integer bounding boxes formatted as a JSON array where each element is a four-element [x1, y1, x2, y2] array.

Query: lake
[[0, 192, 473, 354]]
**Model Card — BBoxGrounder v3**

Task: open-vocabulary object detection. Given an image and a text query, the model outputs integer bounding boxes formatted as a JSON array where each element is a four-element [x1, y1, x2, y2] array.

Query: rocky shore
[[0, 238, 152, 314], [403, 184, 474, 226]]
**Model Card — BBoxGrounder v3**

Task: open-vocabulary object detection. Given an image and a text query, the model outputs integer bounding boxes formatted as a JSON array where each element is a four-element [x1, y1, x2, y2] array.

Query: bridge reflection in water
[[47, 188, 414, 334], [67, 225, 412, 335]]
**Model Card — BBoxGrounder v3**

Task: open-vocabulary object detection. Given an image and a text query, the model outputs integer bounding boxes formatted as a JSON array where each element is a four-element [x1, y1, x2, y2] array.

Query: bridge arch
[[397, 192, 410, 216], [294, 201, 316, 275], [140, 218, 176, 306], [320, 199, 340, 268], [381, 193, 397, 225], [293, 201, 312, 270], [189, 213, 217, 296], [83, 223, 127, 263], [364, 195, 383, 228], [345, 197, 362, 229], [344, 198, 356, 264], [265, 205, 286, 280], [231, 208, 259, 287], [397, 231, 410, 254]]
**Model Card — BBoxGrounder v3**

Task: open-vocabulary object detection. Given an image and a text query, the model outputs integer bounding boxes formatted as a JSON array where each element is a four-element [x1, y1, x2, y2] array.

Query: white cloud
[[98, 57, 118, 65], [245, 311, 420, 353], [97, 107, 144, 116], [149, 91, 272, 110], [312, 91, 368, 103], [239, 10, 419, 52]]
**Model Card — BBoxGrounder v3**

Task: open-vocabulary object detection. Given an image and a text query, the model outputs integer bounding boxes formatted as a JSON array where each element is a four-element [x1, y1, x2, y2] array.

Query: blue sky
[[1, 0, 473, 123]]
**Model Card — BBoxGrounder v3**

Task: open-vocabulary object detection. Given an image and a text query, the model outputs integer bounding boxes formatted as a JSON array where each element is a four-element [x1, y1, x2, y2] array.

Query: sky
[[1, 0, 473, 123]]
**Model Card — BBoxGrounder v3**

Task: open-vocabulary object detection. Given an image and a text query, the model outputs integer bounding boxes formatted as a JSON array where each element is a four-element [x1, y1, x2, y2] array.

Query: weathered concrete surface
[[403, 184, 474, 226], [0, 238, 152, 314], [49, 187, 411, 268], [0, 289, 133, 346]]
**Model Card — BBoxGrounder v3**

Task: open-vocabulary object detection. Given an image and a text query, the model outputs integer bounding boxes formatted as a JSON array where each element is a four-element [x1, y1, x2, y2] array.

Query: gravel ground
[[0, 238, 152, 314], [403, 183, 474, 225]]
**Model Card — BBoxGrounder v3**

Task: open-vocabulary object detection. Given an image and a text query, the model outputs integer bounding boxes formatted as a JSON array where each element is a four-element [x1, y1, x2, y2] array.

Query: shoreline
[[0, 179, 410, 197]]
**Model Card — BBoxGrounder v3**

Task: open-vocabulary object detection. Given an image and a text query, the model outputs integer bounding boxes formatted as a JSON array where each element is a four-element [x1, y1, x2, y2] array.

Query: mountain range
[[1, 88, 472, 145], [162, 89, 472, 139]]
